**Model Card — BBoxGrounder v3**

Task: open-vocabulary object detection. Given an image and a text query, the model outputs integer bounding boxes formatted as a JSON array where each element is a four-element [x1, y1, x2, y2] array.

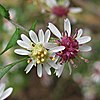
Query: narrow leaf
[[0, 28, 20, 55], [0, 4, 10, 19], [0, 57, 27, 79], [30, 20, 37, 31]]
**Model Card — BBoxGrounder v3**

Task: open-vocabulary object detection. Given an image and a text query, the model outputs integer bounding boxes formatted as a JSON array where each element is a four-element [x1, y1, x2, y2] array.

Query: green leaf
[[0, 57, 27, 79], [0, 4, 10, 19], [30, 20, 37, 31], [0, 28, 20, 55]]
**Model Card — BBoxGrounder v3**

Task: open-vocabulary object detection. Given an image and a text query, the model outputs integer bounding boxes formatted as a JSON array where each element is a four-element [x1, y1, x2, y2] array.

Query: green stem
[[9, 19, 29, 33], [68, 62, 72, 75], [0, 57, 28, 70]]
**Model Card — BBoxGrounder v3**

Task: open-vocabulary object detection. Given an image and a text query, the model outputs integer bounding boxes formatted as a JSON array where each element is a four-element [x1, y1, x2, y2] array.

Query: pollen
[[41, 54, 44, 57], [31, 43, 49, 64], [27, 59, 32, 63], [41, 58, 45, 62], [52, 57, 55, 61], [33, 52, 37, 56], [50, 57, 55, 61], [37, 60, 41, 64], [38, 52, 41, 55], [44, 51, 47, 55], [27, 59, 30, 63], [37, 56, 41, 59]]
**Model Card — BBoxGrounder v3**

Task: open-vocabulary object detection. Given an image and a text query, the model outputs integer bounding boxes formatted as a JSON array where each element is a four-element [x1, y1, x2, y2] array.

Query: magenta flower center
[[52, 6, 69, 17], [56, 36, 79, 63]]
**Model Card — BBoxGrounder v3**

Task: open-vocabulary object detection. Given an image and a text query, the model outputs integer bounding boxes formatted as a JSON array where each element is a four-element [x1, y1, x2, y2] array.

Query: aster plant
[[0, 4, 92, 80], [48, 18, 92, 77], [14, 29, 65, 77]]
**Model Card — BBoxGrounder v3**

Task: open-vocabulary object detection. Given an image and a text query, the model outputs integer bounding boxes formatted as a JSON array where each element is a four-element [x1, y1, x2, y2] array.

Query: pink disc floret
[[56, 34, 79, 63], [52, 6, 69, 17]]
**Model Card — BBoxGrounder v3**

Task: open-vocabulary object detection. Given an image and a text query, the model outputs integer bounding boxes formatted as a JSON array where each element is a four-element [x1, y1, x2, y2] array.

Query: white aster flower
[[0, 83, 13, 100], [45, 0, 82, 18], [14, 29, 65, 77], [48, 18, 92, 77]]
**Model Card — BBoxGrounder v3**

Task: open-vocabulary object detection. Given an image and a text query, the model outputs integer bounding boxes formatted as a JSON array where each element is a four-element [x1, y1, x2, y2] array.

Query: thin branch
[[9, 19, 29, 33]]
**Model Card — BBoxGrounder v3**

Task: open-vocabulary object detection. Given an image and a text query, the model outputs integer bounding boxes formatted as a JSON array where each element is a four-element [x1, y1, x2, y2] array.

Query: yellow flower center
[[31, 43, 48, 64]]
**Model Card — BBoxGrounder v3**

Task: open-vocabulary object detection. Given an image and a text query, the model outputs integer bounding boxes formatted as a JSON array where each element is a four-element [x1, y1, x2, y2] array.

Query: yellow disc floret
[[31, 43, 49, 64]]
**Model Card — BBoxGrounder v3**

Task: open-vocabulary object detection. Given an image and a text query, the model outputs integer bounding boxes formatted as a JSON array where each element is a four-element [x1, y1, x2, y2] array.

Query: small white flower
[[48, 18, 92, 77], [0, 83, 13, 100], [14, 29, 65, 77], [45, 0, 82, 19]]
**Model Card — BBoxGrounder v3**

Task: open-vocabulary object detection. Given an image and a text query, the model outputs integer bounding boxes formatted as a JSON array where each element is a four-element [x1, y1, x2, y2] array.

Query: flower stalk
[[9, 19, 29, 33]]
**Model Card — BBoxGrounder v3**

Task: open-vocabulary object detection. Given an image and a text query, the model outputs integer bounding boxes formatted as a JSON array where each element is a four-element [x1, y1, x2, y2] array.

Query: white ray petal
[[48, 61, 58, 69], [37, 64, 42, 77], [44, 29, 51, 42], [49, 46, 65, 53], [43, 43, 57, 49], [21, 34, 31, 45], [17, 40, 32, 50], [56, 64, 64, 77], [25, 60, 35, 74], [76, 36, 91, 44], [0, 88, 13, 100], [45, 0, 57, 8], [64, 18, 71, 36], [14, 49, 31, 55], [69, 7, 82, 13], [48, 23, 62, 39], [38, 29, 44, 43], [29, 30, 38, 44], [79, 45, 92, 52], [0, 83, 5, 97], [76, 29, 83, 39], [54, 56, 59, 63], [44, 63, 51, 75], [64, 0, 70, 7]]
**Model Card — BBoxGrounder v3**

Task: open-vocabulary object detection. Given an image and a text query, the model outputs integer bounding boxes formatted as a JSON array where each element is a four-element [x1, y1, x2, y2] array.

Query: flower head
[[48, 18, 92, 77], [14, 29, 65, 77], [45, 0, 82, 17], [0, 83, 13, 100]]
